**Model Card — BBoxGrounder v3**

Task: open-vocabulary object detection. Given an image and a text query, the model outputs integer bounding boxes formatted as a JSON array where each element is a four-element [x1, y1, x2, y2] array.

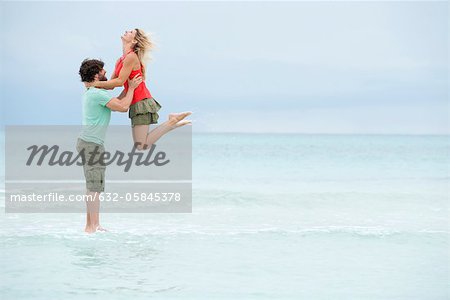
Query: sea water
[[0, 133, 449, 299]]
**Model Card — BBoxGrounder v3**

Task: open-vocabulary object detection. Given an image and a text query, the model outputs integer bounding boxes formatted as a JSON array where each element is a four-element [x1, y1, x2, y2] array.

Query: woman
[[94, 29, 192, 150]]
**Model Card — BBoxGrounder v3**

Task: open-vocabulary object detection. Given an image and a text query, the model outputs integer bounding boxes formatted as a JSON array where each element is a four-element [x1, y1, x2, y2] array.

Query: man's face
[[96, 69, 108, 81]]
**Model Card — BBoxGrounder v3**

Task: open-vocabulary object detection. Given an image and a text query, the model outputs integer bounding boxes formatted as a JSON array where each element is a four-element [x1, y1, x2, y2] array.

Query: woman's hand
[[92, 79, 100, 88]]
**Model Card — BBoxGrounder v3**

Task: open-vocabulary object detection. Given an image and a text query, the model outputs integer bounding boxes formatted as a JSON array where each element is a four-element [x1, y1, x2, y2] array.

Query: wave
[[1, 226, 448, 240]]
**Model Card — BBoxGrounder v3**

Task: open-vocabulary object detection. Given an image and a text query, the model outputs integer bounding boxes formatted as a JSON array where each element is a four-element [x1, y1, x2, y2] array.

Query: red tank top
[[114, 50, 152, 105]]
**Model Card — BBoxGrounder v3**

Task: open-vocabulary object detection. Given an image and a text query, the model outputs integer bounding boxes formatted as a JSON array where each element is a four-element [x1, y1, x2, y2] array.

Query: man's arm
[[106, 75, 142, 112], [95, 54, 137, 89], [117, 89, 126, 100]]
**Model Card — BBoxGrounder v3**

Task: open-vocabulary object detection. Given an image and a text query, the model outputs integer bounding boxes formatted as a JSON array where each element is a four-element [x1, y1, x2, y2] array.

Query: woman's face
[[121, 29, 137, 43]]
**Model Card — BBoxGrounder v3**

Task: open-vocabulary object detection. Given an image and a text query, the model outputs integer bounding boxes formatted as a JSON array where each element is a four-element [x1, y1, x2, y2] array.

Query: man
[[77, 58, 142, 233]]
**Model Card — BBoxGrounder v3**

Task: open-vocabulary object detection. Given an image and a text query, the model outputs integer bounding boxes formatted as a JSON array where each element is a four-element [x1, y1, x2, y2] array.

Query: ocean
[[0, 133, 449, 299]]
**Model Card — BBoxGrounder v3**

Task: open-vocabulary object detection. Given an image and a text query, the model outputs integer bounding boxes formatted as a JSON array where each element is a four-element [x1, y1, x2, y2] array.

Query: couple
[[77, 28, 192, 233]]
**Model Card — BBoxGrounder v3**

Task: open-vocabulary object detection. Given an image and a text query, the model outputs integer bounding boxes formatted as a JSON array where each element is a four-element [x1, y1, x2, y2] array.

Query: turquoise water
[[1, 134, 449, 299]]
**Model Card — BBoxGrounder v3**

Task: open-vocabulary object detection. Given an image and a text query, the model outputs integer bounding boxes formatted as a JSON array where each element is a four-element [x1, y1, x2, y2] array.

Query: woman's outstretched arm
[[101, 62, 118, 90], [94, 54, 138, 90]]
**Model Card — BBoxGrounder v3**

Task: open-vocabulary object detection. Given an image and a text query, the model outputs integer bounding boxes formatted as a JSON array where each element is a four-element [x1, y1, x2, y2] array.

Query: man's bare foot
[[84, 225, 107, 234], [169, 111, 192, 122], [96, 226, 107, 232], [85, 226, 96, 234]]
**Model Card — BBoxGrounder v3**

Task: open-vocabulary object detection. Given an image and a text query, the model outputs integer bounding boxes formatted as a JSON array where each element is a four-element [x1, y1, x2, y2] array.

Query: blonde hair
[[132, 28, 155, 79]]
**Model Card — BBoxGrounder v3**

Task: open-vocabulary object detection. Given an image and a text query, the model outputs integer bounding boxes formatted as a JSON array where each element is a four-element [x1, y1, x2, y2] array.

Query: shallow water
[[1, 134, 449, 299]]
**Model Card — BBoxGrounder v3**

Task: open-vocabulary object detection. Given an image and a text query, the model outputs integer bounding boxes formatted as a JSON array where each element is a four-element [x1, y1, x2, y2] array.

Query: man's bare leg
[[132, 112, 192, 150], [85, 191, 106, 233], [85, 211, 91, 232]]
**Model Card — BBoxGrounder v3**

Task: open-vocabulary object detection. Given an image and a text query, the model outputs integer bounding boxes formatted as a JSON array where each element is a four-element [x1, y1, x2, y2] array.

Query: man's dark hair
[[79, 59, 104, 82]]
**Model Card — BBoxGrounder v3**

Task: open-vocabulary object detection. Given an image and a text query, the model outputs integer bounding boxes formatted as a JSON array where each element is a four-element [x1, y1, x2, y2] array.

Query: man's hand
[[128, 75, 143, 89], [105, 74, 143, 112]]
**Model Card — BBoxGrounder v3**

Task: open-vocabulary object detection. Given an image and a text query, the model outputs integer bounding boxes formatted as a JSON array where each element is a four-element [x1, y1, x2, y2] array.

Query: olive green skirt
[[129, 97, 162, 127]]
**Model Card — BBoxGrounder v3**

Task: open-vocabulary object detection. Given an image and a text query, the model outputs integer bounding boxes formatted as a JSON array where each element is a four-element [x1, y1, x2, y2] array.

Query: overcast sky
[[0, 1, 448, 134]]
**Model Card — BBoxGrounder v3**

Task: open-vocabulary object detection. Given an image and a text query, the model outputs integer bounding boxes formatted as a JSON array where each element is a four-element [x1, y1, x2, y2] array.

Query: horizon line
[[192, 132, 450, 136], [0, 125, 448, 136]]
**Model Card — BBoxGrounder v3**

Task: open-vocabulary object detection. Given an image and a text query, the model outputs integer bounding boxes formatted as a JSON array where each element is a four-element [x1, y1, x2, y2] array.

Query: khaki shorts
[[76, 138, 106, 192], [129, 97, 162, 127]]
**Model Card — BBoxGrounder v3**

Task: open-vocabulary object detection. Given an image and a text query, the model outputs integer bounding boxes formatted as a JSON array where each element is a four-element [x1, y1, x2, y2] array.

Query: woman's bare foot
[[169, 111, 192, 122], [172, 120, 192, 128], [168, 112, 192, 129]]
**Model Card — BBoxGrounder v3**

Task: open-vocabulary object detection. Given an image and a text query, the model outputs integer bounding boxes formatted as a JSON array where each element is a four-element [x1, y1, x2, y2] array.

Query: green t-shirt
[[79, 87, 112, 145]]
